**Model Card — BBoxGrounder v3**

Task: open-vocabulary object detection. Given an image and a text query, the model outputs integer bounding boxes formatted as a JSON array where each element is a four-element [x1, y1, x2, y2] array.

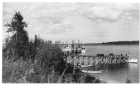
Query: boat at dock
[[81, 70, 102, 74], [80, 43, 87, 54], [128, 58, 138, 63], [81, 65, 93, 68], [62, 42, 87, 54], [62, 44, 72, 50], [81, 47, 87, 54]]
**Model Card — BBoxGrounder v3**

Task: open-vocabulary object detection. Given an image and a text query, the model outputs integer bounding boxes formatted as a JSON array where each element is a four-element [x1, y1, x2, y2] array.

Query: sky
[[3, 2, 139, 43]]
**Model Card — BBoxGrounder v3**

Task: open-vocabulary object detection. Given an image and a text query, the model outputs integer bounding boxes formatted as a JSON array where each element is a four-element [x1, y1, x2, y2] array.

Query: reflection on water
[[83, 63, 139, 83]]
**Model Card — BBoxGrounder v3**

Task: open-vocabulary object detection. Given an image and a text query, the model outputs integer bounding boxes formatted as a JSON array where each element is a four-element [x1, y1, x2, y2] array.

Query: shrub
[[2, 58, 33, 83], [35, 40, 64, 82]]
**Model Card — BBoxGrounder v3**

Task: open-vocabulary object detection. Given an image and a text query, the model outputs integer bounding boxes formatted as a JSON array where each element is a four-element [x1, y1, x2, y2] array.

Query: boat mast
[[83, 42, 84, 47], [78, 40, 80, 48]]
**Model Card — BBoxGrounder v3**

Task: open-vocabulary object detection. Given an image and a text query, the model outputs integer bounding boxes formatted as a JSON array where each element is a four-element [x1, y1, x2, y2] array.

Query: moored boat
[[81, 70, 102, 74], [128, 58, 138, 63], [81, 65, 93, 68], [81, 48, 87, 54]]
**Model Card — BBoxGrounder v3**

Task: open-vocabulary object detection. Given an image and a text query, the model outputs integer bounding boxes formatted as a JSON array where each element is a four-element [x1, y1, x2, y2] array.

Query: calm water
[[83, 45, 139, 83]]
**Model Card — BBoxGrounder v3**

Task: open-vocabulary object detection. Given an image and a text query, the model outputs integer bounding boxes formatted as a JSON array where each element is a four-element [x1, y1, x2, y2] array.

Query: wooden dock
[[66, 54, 129, 66]]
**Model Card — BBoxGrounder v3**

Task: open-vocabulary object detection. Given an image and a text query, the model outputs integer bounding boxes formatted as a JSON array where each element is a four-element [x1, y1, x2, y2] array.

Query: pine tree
[[4, 12, 29, 60]]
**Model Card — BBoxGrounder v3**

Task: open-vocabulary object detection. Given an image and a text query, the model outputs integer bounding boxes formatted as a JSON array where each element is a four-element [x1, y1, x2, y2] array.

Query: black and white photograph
[[2, 1, 139, 83]]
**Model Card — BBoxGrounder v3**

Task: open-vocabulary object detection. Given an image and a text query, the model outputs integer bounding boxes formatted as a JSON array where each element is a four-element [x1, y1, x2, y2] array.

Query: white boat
[[81, 70, 102, 74], [81, 43, 87, 54], [81, 65, 93, 68], [81, 47, 87, 54], [62, 44, 72, 52], [62, 48, 72, 51], [128, 58, 138, 63], [81, 49, 86, 53]]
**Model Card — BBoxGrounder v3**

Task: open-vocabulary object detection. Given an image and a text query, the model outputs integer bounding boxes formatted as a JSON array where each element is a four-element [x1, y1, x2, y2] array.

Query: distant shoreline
[[60, 41, 139, 46], [84, 44, 139, 46], [99, 41, 139, 45]]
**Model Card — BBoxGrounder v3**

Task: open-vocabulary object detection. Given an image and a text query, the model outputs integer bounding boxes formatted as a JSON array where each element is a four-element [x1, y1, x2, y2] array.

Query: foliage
[[27, 35, 43, 60], [3, 11, 68, 83], [35, 39, 64, 82], [2, 58, 82, 83], [2, 58, 32, 83], [4, 11, 29, 60], [5, 12, 28, 33]]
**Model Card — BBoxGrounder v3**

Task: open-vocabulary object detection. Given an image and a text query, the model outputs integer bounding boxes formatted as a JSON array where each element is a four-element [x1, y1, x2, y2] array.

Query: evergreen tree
[[4, 12, 29, 60]]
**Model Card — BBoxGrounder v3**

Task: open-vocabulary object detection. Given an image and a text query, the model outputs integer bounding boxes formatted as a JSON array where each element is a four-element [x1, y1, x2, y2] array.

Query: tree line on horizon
[[60, 40, 139, 46], [100, 41, 139, 45]]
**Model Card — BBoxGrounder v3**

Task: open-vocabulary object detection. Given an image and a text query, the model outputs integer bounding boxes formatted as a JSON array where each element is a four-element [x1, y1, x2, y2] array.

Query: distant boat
[[81, 70, 102, 74], [81, 44, 87, 54], [81, 65, 93, 68], [81, 48, 87, 53], [128, 58, 138, 63]]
